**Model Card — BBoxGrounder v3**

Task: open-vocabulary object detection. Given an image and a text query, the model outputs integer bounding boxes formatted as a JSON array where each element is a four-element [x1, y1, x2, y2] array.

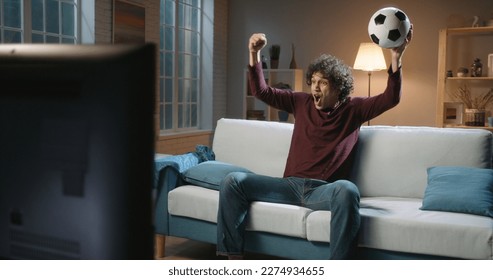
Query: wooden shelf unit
[[436, 26, 493, 130]]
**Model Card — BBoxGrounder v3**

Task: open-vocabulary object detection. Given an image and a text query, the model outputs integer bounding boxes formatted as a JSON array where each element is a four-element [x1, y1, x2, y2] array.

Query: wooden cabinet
[[244, 69, 303, 122], [436, 26, 493, 131]]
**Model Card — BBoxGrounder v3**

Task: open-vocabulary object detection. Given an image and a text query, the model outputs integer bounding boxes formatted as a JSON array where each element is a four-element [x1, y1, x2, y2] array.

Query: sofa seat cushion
[[306, 197, 493, 259], [168, 185, 312, 238]]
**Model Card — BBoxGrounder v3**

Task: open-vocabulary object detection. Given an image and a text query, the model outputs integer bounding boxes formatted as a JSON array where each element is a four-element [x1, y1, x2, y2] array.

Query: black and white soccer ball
[[368, 7, 411, 49]]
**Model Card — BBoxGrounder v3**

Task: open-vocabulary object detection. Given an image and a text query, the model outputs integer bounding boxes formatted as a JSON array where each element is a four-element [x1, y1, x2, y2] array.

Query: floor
[[159, 236, 284, 260]]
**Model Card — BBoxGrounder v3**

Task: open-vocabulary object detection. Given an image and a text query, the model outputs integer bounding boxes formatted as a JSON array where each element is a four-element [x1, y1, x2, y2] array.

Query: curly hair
[[306, 54, 354, 102]]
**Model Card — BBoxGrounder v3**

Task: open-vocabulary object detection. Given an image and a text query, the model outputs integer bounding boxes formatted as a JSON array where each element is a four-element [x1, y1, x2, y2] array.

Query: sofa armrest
[[153, 145, 215, 235], [154, 164, 183, 235]]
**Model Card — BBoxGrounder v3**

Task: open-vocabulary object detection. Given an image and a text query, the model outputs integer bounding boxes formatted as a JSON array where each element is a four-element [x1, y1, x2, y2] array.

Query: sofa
[[154, 118, 493, 259]]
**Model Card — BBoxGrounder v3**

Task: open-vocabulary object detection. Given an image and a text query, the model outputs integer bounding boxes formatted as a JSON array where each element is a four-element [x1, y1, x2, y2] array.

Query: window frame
[[159, 0, 202, 133], [0, 0, 80, 44]]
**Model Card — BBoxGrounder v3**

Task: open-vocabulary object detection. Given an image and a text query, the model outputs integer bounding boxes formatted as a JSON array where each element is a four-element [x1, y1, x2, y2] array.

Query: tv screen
[[0, 44, 156, 259]]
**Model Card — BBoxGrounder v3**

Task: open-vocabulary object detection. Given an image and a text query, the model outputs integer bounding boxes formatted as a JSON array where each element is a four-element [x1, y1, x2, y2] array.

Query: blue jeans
[[216, 172, 361, 259]]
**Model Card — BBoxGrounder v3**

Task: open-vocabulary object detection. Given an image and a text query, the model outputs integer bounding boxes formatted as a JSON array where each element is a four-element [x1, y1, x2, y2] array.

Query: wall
[[227, 0, 493, 126]]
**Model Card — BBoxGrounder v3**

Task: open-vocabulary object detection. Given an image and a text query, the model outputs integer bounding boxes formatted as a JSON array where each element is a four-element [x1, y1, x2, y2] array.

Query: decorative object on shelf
[[353, 42, 387, 125], [472, 16, 480, 27], [261, 55, 268, 69], [464, 109, 486, 126], [471, 58, 483, 77], [489, 54, 493, 77], [457, 67, 468, 77], [289, 43, 297, 69], [269, 44, 281, 69], [447, 70, 453, 77], [450, 84, 493, 109], [247, 110, 265, 120], [449, 84, 493, 126], [444, 102, 463, 125]]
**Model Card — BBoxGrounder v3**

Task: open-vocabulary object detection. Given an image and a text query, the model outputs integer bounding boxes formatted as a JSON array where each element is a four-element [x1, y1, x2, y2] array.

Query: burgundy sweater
[[248, 62, 402, 181]]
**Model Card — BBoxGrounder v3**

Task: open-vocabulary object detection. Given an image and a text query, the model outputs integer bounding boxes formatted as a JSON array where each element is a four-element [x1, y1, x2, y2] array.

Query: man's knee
[[220, 171, 250, 195], [334, 180, 360, 204]]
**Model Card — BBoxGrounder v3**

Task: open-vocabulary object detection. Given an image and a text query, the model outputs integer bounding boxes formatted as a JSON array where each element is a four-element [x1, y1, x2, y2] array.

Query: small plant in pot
[[457, 67, 469, 77]]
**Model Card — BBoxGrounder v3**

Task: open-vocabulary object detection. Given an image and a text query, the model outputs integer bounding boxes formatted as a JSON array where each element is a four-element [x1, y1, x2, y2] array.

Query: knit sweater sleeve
[[357, 67, 402, 123], [247, 62, 297, 113]]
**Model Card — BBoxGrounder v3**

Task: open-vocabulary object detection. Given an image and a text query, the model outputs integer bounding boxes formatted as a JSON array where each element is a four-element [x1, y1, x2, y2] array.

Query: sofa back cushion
[[213, 118, 292, 177], [213, 119, 492, 199], [350, 126, 492, 198]]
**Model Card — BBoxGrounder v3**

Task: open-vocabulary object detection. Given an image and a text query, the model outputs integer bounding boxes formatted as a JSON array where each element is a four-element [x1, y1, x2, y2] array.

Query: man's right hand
[[249, 33, 267, 53]]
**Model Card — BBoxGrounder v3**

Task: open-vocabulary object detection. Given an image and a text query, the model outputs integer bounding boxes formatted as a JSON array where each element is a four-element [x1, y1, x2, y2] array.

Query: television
[[0, 44, 156, 259]]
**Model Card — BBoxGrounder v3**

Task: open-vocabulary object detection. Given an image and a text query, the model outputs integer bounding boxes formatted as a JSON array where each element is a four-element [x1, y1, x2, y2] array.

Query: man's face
[[310, 72, 339, 110]]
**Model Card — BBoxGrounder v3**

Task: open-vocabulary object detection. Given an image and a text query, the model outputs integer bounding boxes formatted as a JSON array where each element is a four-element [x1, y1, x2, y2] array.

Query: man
[[217, 29, 413, 260]]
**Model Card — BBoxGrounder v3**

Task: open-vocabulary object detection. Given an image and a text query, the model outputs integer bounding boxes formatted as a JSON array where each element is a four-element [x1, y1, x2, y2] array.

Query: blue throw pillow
[[420, 166, 493, 217], [181, 161, 252, 190]]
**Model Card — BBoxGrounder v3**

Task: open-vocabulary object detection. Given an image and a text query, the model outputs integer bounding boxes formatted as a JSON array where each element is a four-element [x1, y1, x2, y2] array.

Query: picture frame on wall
[[113, 0, 146, 44], [444, 102, 464, 125]]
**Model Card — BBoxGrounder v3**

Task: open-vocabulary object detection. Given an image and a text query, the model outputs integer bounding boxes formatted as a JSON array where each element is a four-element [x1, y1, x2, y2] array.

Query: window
[[31, 0, 78, 44], [0, 0, 78, 44], [0, 0, 22, 42], [160, 0, 201, 132]]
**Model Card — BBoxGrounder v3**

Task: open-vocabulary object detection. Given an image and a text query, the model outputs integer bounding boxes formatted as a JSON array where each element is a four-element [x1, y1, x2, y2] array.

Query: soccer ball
[[368, 7, 411, 49]]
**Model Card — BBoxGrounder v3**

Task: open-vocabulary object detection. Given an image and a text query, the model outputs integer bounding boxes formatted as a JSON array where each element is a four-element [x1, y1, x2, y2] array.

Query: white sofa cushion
[[168, 185, 311, 238], [306, 197, 493, 259], [350, 126, 492, 198], [212, 119, 293, 178]]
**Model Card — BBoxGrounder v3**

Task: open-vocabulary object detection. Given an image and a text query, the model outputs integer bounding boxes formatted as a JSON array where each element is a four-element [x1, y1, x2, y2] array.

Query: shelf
[[445, 125, 493, 131], [446, 26, 493, 34], [447, 77, 493, 81], [436, 26, 493, 127]]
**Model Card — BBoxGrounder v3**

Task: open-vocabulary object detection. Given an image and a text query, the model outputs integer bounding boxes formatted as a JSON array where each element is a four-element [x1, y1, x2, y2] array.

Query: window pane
[[159, 104, 165, 130], [165, 104, 173, 129], [46, 0, 59, 34], [32, 0, 44, 31], [165, 78, 173, 102], [4, 0, 22, 28], [177, 3, 192, 29], [165, 52, 173, 76], [178, 105, 184, 128], [61, 2, 74, 36], [61, 37, 75, 44], [191, 6, 199, 31], [191, 80, 198, 102], [163, 0, 174, 26], [46, 35, 59, 43], [178, 79, 185, 102], [4, 30, 21, 43], [181, 0, 200, 7], [32, 33, 44, 43], [179, 29, 199, 53], [191, 104, 197, 127], [164, 26, 174, 51]]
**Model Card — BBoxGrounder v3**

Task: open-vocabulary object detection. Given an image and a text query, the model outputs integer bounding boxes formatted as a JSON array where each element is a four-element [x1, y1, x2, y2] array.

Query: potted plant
[[450, 84, 493, 126]]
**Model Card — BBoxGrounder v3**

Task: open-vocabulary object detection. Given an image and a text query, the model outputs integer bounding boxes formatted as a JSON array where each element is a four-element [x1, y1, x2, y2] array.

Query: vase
[[289, 43, 297, 69], [270, 59, 279, 69], [464, 108, 486, 126]]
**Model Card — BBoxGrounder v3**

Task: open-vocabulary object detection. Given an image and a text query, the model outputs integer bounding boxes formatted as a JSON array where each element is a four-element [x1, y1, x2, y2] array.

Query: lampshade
[[353, 42, 386, 71]]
